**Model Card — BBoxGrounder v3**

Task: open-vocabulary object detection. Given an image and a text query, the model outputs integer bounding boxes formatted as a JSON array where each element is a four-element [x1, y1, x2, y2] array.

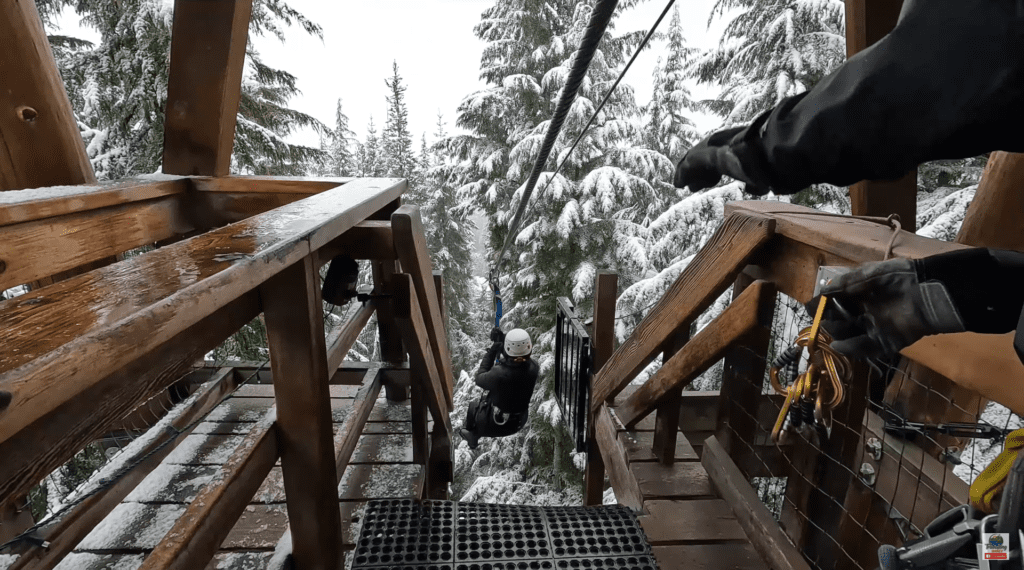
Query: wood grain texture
[[595, 404, 643, 511], [957, 152, 1024, 251], [162, 0, 252, 176], [371, 261, 406, 365], [0, 0, 95, 190], [702, 436, 812, 570], [631, 461, 714, 499], [652, 331, 689, 464], [142, 415, 278, 570], [191, 176, 349, 194], [639, 500, 747, 544], [261, 255, 342, 570], [392, 206, 454, 408], [0, 178, 403, 447], [0, 178, 186, 226], [0, 195, 193, 290], [585, 272, 617, 505], [592, 213, 775, 408], [616, 281, 775, 428], [318, 221, 396, 262], [326, 301, 376, 373], [334, 369, 384, 476], [392, 272, 451, 427]]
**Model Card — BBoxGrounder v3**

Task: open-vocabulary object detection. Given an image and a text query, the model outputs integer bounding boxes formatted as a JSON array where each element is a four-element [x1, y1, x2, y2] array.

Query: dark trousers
[[464, 398, 527, 439]]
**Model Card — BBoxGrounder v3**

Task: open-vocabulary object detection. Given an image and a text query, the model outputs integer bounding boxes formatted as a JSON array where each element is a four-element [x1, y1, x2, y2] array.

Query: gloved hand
[[673, 127, 772, 196], [808, 258, 966, 360], [490, 327, 505, 343]]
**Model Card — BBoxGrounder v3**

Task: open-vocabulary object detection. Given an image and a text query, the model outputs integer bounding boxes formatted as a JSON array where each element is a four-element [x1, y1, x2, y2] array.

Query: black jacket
[[718, 0, 1024, 195], [474, 342, 540, 415]]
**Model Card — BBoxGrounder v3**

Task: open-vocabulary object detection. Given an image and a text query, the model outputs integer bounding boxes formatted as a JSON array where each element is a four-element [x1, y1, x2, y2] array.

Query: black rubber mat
[[351, 500, 657, 570]]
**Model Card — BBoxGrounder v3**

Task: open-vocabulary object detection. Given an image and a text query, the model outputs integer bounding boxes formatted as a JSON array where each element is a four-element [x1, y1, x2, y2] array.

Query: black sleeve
[[475, 342, 502, 378], [723, 0, 1024, 195], [914, 248, 1024, 334], [475, 367, 501, 392]]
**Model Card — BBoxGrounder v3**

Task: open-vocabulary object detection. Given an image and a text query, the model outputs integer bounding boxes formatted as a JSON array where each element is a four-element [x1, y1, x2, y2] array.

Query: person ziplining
[[459, 327, 540, 450]]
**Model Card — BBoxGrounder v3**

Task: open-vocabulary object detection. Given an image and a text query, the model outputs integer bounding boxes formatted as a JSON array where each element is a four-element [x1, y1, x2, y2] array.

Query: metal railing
[[554, 297, 592, 454]]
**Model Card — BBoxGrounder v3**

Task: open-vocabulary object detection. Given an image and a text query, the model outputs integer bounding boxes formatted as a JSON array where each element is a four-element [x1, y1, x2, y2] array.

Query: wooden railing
[[586, 200, 1024, 570], [0, 176, 454, 570]]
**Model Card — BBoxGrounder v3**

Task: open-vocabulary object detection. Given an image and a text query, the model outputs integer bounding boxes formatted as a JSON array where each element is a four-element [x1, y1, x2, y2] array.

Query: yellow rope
[[970, 428, 1024, 513], [770, 296, 852, 444]]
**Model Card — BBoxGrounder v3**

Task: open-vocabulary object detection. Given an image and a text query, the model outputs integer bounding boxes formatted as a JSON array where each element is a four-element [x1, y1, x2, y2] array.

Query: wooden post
[[844, 0, 916, 231], [956, 152, 1024, 251], [372, 261, 406, 364], [162, 0, 253, 176], [585, 271, 617, 505], [652, 330, 689, 465], [260, 255, 342, 570], [0, 0, 96, 191]]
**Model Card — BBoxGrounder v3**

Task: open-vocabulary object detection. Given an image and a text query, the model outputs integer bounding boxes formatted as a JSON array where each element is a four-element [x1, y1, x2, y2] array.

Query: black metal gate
[[554, 297, 592, 454]]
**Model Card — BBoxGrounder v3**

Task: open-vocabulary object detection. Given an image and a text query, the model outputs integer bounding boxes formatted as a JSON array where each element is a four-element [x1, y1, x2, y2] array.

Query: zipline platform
[[52, 376, 425, 570]]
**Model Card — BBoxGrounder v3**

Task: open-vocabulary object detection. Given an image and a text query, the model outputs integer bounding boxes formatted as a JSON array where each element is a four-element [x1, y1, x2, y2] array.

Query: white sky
[[57, 0, 732, 150]]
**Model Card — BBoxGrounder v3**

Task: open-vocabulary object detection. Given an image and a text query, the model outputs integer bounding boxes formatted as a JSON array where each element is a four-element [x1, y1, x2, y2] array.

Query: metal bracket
[[866, 437, 883, 461], [860, 462, 877, 486]]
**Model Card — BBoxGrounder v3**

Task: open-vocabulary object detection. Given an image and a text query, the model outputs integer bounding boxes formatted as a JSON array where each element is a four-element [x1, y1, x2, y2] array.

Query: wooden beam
[[141, 411, 278, 570], [652, 330, 690, 465], [0, 194, 194, 290], [261, 255, 341, 570], [0, 293, 260, 512], [957, 151, 1024, 251], [392, 205, 454, 408], [592, 214, 775, 408], [616, 281, 776, 428], [391, 272, 450, 427], [595, 404, 644, 511], [333, 368, 383, 475], [326, 301, 376, 372], [433, 270, 447, 337], [0, 178, 187, 227], [317, 221, 396, 262], [585, 271, 617, 505], [702, 436, 812, 570], [162, 0, 253, 176], [845, 0, 915, 231], [372, 261, 406, 365], [0, 0, 96, 190], [191, 175, 350, 194], [0, 178, 404, 447]]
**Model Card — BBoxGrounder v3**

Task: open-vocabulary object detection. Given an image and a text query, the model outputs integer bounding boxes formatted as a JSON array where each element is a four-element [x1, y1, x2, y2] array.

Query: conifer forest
[[16, 0, 995, 513]]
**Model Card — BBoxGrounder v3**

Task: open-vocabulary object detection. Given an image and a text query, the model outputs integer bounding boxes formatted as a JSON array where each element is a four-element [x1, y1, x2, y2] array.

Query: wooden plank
[[594, 404, 643, 511], [333, 368, 384, 476], [0, 0, 95, 190], [639, 500, 747, 544], [141, 414, 278, 570], [586, 271, 617, 505], [326, 301, 377, 373], [652, 544, 766, 570], [0, 194, 194, 290], [0, 293, 259, 512], [0, 178, 404, 445], [260, 255, 342, 570], [592, 213, 775, 407], [653, 330, 690, 464], [162, 0, 253, 176], [0, 178, 187, 227], [191, 176, 349, 194], [702, 435, 813, 570], [956, 152, 1024, 251], [195, 191, 314, 226], [618, 430, 698, 463], [631, 461, 714, 499], [372, 261, 406, 365], [391, 273, 450, 427], [617, 281, 776, 428], [392, 206, 454, 408], [318, 221, 396, 262]]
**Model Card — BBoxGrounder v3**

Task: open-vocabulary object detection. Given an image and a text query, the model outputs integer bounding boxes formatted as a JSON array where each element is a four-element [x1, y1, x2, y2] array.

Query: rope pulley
[[769, 296, 852, 444]]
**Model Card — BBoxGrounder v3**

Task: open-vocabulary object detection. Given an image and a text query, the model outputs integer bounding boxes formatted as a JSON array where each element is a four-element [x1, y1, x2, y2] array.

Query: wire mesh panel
[[715, 289, 1023, 570], [554, 297, 592, 454]]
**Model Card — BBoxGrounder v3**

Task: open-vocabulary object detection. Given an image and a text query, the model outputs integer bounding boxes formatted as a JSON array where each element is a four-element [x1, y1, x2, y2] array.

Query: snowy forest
[[17, 0, 1004, 514]]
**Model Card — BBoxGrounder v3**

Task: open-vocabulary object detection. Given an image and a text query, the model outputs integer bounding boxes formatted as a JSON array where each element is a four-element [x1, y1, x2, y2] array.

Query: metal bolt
[[866, 437, 883, 461], [860, 462, 877, 486], [940, 446, 962, 465]]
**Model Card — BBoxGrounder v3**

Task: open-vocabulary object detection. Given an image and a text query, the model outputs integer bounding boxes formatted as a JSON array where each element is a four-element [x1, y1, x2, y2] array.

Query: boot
[[459, 428, 479, 450]]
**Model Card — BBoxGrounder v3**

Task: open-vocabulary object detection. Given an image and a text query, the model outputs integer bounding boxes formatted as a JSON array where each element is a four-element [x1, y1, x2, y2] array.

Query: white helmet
[[504, 329, 532, 358]]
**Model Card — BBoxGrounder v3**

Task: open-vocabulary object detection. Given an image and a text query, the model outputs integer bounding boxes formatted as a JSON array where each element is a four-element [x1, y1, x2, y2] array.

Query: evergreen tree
[[358, 117, 385, 177], [383, 61, 416, 179], [643, 7, 699, 170], [329, 98, 357, 176]]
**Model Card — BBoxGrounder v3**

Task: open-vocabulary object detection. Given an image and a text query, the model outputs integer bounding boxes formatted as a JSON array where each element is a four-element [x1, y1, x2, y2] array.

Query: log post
[[585, 271, 617, 505], [956, 152, 1024, 252]]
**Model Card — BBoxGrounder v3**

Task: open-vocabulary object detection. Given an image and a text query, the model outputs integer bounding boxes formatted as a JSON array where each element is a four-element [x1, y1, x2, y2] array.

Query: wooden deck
[[612, 386, 781, 570], [55, 380, 424, 570]]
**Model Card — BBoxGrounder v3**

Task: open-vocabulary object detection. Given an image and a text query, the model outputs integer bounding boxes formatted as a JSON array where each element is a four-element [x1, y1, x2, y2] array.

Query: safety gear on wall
[[504, 328, 532, 357]]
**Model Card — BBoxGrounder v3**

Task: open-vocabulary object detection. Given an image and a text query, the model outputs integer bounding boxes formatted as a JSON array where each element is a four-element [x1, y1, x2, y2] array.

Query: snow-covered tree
[[383, 61, 416, 179], [643, 6, 700, 171], [328, 98, 357, 177], [356, 117, 385, 177]]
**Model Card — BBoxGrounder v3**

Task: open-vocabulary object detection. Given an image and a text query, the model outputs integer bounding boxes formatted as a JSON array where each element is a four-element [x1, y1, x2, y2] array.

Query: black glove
[[673, 127, 772, 196], [808, 258, 966, 360], [490, 327, 505, 343]]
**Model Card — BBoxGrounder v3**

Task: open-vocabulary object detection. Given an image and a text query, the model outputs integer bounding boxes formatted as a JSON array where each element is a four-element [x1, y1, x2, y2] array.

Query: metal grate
[[352, 500, 656, 570], [554, 297, 592, 453]]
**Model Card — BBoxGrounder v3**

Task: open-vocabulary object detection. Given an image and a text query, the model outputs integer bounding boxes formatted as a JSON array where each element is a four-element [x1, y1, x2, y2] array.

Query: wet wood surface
[[595, 404, 644, 511], [0, 177, 186, 226], [585, 271, 618, 505], [392, 272, 451, 427], [162, 0, 252, 176], [592, 213, 775, 407], [0, 0, 96, 191], [0, 178, 403, 447]]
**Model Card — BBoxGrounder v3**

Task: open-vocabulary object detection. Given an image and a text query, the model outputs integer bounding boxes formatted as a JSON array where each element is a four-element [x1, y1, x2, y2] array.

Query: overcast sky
[[58, 0, 732, 150]]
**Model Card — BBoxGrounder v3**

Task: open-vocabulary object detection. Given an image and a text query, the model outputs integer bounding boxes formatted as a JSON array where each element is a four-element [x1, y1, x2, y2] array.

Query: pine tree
[[383, 61, 416, 179], [358, 117, 384, 177], [329, 98, 357, 177], [643, 7, 699, 170]]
